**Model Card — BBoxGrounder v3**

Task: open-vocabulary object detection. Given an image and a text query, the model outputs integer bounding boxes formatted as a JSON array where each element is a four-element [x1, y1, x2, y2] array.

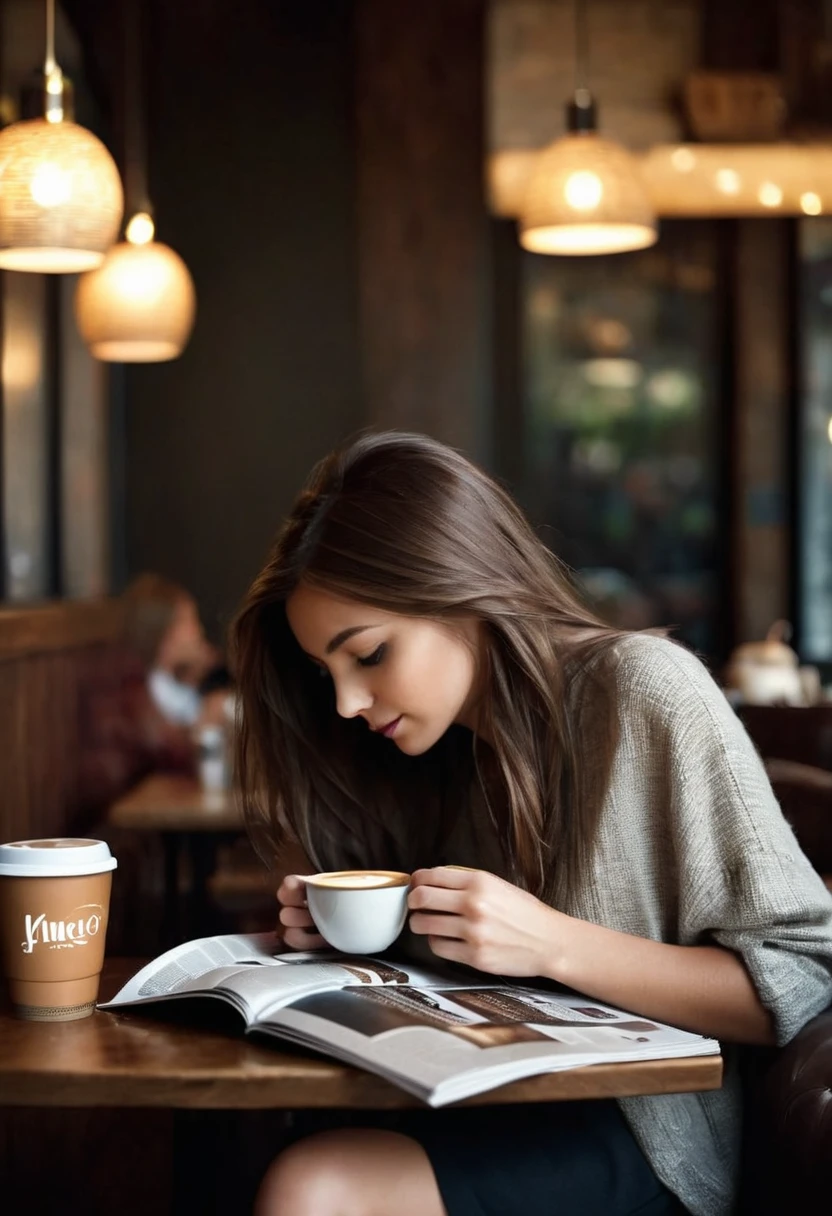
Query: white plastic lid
[[0, 838, 117, 878]]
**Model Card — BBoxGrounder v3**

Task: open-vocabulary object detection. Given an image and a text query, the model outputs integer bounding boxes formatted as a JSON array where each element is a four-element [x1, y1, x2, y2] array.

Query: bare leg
[[255, 1128, 448, 1216]]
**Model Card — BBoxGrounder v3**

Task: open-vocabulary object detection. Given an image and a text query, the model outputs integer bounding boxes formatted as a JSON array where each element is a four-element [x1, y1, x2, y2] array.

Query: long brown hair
[[230, 431, 626, 908]]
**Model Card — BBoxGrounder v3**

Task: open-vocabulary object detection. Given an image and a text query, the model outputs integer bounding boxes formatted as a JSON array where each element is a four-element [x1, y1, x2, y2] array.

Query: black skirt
[[287, 1099, 684, 1216], [408, 1100, 682, 1216]]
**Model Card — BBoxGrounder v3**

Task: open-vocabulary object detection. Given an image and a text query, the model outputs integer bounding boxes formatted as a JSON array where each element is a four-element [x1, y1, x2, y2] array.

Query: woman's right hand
[[276, 874, 327, 950]]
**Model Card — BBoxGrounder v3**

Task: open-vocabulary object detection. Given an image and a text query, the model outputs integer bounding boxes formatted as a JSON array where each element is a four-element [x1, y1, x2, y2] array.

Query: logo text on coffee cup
[[21, 903, 105, 954]]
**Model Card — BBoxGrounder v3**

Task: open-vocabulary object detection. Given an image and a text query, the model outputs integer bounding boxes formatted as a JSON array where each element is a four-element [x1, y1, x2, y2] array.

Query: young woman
[[230, 432, 832, 1216]]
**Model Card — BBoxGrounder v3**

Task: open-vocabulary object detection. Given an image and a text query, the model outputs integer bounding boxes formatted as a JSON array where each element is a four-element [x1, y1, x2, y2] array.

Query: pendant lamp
[[74, 0, 195, 361], [74, 211, 196, 361], [519, 0, 657, 256], [0, 0, 123, 272]]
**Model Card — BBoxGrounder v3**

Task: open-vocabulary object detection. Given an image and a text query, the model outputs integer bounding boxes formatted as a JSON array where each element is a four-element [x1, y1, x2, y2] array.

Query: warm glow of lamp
[[670, 147, 696, 173], [74, 215, 196, 362], [125, 210, 155, 244], [715, 168, 741, 195], [518, 0, 656, 257], [520, 130, 657, 255], [0, 3, 122, 272], [563, 169, 604, 209], [0, 118, 123, 273], [490, 145, 832, 220], [759, 181, 783, 207]]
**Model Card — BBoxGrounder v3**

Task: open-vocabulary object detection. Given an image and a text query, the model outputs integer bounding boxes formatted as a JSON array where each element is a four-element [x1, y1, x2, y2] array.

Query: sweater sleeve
[[617, 635, 832, 1046]]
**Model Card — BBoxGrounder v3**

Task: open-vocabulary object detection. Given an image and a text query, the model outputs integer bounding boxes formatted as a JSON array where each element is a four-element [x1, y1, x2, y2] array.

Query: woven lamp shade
[[74, 239, 196, 362], [520, 133, 657, 255], [0, 118, 123, 272]]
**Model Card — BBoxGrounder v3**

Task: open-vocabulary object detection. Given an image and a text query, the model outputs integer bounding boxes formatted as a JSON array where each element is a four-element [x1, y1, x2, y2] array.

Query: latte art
[[306, 870, 410, 890]]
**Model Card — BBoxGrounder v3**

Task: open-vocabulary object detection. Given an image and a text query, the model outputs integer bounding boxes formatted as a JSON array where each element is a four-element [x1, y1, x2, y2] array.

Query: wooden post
[[353, 0, 492, 460], [731, 220, 792, 643]]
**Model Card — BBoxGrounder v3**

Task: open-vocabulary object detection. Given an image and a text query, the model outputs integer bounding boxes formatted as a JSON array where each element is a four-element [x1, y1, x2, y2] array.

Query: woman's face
[[286, 584, 482, 755]]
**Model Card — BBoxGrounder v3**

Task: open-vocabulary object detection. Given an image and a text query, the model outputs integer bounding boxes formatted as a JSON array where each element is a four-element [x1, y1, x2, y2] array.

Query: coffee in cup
[[303, 870, 410, 954], [0, 838, 117, 1021]]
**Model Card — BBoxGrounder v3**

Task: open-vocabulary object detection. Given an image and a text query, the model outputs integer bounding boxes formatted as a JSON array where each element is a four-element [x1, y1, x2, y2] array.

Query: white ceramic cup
[[303, 870, 411, 954]]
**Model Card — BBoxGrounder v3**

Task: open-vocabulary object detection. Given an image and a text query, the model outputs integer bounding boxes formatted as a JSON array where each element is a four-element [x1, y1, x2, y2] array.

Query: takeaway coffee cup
[[0, 838, 117, 1021], [303, 870, 410, 954]]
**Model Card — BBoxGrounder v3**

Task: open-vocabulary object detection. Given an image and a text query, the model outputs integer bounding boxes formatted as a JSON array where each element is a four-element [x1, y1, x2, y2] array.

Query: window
[[1, 272, 52, 600], [798, 218, 832, 662], [517, 221, 724, 656]]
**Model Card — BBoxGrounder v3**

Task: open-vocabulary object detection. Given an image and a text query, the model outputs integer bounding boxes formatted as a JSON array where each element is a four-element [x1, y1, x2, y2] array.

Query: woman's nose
[[334, 677, 373, 720]]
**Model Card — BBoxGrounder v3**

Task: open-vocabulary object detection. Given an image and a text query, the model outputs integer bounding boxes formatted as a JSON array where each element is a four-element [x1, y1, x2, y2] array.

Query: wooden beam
[[354, 0, 492, 459]]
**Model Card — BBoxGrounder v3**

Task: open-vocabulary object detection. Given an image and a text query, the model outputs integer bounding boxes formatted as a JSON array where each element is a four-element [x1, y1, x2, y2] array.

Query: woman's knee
[[255, 1133, 341, 1216], [254, 1128, 446, 1216]]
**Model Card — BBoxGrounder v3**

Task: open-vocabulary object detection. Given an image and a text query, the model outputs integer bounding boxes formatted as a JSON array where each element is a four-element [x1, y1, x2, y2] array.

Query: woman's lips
[[377, 716, 402, 738]]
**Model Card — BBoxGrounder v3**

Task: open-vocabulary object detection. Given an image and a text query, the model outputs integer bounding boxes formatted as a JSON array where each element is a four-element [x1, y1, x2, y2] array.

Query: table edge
[[0, 1054, 723, 1110]]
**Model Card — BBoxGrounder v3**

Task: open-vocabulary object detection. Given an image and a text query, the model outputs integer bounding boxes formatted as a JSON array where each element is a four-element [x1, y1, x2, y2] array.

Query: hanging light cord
[[573, 0, 590, 96], [42, 0, 65, 122], [568, 0, 596, 131], [123, 0, 151, 221], [44, 0, 56, 74]]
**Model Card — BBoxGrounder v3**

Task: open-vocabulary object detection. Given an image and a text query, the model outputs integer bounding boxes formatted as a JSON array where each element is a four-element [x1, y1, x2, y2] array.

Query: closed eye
[[357, 643, 386, 668]]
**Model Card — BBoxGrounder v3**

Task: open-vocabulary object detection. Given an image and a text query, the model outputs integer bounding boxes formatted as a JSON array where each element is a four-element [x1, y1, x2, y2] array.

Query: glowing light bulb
[[44, 68, 64, 123], [520, 133, 657, 255], [758, 182, 783, 208], [801, 192, 822, 216], [126, 212, 155, 245], [715, 169, 741, 195], [563, 170, 603, 211], [75, 239, 196, 362], [670, 147, 696, 173], [29, 161, 71, 207]]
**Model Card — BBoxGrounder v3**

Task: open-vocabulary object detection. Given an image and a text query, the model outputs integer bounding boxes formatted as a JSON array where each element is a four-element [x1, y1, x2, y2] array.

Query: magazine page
[[258, 981, 720, 1106], [100, 932, 290, 1021], [99, 934, 482, 1025], [272, 950, 499, 996]]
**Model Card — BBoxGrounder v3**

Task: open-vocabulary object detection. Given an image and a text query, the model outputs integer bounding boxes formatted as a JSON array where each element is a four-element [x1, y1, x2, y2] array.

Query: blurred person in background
[[124, 573, 229, 730], [76, 573, 232, 813]]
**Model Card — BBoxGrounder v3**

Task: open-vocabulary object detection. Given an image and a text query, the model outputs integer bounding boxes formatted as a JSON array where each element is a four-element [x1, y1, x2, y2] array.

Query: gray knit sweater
[[565, 634, 832, 1215], [403, 632, 832, 1211]]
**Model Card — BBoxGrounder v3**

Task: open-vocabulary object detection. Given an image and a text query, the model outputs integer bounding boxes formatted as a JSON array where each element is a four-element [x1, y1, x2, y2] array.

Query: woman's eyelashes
[[311, 643, 386, 677], [357, 643, 386, 668]]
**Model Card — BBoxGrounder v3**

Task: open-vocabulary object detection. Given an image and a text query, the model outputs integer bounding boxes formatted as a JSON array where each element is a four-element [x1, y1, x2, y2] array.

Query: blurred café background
[[3, 0, 832, 941], [4, 0, 832, 1209], [2, 0, 832, 939]]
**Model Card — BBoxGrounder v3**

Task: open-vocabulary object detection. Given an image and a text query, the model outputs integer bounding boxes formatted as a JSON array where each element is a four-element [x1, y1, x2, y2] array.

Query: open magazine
[[100, 932, 721, 1106]]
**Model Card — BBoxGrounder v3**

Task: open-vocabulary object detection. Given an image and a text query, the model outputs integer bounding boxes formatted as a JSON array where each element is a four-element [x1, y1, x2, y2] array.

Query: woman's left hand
[[408, 866, 566, 978]]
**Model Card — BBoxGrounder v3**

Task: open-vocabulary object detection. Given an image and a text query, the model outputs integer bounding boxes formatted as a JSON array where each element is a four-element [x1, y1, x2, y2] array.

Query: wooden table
[[107, 774, 245, 944], [0, 959, 723, 1110], [108, 773, 243, 834], [0, 960, 723, 1211]]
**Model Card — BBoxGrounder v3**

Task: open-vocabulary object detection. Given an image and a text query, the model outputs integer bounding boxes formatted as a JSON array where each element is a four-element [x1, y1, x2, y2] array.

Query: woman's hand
[[276, 874, 327, 951], [408, 866, 567, 978]]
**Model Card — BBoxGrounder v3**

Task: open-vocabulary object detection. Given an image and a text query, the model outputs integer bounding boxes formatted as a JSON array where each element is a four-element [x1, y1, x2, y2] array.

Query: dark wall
[[62, 0, 492, 637], [124, 0, 360, 637]]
